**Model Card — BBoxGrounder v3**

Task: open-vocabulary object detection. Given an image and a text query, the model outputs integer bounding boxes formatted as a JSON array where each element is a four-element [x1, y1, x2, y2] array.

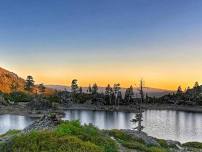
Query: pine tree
[[71, 79, 79, 102], [105, 84, 113, 105], [92, 83, 98, 94], [38, 83, 46, 94], [71, 79, 78, 93], [145, 93, 149, 103], [87, 84, 92, 94], [176, 86, 183, 95], [24, 75, 35, 92], [113, 83, 121, 107], [125, 85, 134, 104], [79, 87, 83, 94], [193, 81, 201, 95], [131, 79, 144, 132]]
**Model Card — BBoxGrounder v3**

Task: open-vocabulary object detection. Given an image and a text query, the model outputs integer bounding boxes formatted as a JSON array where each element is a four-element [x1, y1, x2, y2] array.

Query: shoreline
[[1, 103, 202, 117], [142, 104, 202, 113], [0, 104, 65, 118], [1, 113, 202, 152], [65, 104, 202, 113]]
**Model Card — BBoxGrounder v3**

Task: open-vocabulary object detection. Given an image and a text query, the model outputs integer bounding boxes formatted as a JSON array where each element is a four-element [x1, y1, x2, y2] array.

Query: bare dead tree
[[131, 79, 144, 132]]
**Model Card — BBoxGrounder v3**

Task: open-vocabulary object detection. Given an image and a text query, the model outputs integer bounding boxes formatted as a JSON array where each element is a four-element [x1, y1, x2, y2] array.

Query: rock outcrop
[[23, 114, 61, 133], [0, 95, 8, 106], [122, 129, 160, 146], [0, 67, 55, 95], [0, 67, 25, 93]]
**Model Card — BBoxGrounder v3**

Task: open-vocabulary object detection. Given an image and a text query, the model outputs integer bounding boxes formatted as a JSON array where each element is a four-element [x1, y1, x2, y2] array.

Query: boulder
[[0, 95, 8, 106], [23, 114, 61, 133]]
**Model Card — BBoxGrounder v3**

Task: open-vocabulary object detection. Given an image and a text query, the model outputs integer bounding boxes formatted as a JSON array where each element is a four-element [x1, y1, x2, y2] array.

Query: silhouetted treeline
[[1, 76, 202, 107], [158, 82, 202, 105]]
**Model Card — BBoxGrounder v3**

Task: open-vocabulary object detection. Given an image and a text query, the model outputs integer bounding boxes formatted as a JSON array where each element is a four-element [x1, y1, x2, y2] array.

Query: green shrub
[[46, 95, 60, 103], [1, 121, 118, 152], [182, 142, 202, 149], [121, 140, 148, 151], [109, 130, 169, 152], [120, 141, 167, 152], [56, 121, 118, 152], [3, 131, 102, 152], [148, 146, 167, 152], [0, 130, 20, 138], [109, 129, 145, 144], [4, 92, 33, 103], [157, 139, 169, 148]]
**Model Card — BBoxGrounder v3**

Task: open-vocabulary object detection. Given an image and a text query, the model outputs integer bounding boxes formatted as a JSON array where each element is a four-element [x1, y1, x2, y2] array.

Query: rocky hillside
[[0, 67, 54, 95], [0, 67, 25, 93]]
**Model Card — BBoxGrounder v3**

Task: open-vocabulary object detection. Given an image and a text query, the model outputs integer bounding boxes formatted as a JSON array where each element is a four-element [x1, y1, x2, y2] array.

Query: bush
[[157, 139, 169, 148], [4, 92, 33, 103], [2, 131, 102, 152], [109, 130, 168, 152], [46, 95, 61, 103], [121, 141, 148, 151], [0, 130, 20, 138], [1, 121, 118, 152], [148, 146, 167, 152], [55, 121, 118, 152], [109, 129, 145, 144], [182, 142, 202, 149]]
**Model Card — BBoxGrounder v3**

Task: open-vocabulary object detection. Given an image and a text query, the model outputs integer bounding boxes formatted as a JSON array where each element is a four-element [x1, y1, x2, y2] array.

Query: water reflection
[[63, 110, 202, 143], [0, 110, 202, 143], [0, 115, 33, 134]]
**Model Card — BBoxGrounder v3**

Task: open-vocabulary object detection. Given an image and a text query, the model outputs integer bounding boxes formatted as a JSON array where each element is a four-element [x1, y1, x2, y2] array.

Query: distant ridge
[[46, 85, 174, 97]]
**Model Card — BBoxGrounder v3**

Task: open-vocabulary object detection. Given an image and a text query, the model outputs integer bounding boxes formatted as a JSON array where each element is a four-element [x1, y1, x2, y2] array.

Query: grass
[[55, 121, 118, 152], [0, 130, 20, 138], [182, 142, 202, 149], [120, 140, 168, 152], [108, 129, 145, 144], [6, 131, 102, 152], [2, 121, 202, 152], [156, 139, 169, 148], [0, 121, 118, 152], [109, 129, 168, 152]]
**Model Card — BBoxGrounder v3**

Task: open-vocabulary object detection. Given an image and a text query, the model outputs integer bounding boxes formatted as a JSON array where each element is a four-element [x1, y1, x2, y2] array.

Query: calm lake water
[[1, 110, 202, 143], [0, 114, 33, 134], [62, 110, 202, 143]]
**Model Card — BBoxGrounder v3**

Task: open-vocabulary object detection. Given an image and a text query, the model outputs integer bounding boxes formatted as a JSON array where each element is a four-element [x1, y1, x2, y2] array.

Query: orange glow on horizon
[[3, 61, 202, 91]]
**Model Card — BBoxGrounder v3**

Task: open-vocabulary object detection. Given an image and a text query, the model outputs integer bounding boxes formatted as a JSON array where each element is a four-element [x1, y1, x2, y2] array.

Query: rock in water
[[23, 114, 61, 133]]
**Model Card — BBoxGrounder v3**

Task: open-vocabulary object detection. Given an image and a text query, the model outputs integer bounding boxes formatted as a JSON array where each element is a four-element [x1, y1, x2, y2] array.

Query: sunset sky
[[0, 0, 202, 90]]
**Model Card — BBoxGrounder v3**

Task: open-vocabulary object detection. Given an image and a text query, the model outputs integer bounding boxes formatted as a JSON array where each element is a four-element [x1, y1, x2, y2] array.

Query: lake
[[0, 114, 33, 134], [1, 110, 202, 143]]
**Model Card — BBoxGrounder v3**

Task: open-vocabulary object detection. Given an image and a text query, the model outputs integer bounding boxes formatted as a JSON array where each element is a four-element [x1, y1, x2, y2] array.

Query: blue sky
[[0, 0, 202, 89]]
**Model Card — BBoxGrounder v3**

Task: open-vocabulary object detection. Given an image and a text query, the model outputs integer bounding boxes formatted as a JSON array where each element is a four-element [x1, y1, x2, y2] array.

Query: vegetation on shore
[[108, 129, 169, 152], [182, 142, 202, 149], [3, 120, 201, 152], [0, 120, 118, 152], [1, 120, 201, 152]]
